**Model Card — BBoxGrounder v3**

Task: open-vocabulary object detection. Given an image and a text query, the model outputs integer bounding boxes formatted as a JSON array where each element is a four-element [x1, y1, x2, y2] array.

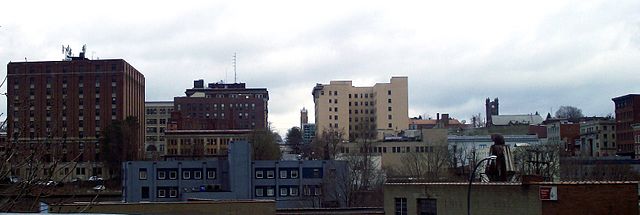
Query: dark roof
[[612, 94, 640, 101]]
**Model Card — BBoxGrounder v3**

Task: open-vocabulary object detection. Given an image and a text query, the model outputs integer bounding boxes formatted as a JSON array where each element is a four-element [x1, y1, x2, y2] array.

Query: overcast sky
[[1, 0, 639, 135]]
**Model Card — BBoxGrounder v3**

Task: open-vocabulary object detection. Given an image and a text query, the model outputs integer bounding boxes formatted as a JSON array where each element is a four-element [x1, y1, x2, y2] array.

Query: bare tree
[[555, 106, 584, 122], [248, 128, 282, 160], [511, 143, 562, 181], [448, 143, 468, 177], [471, 113, 485, 128], [344, 152, 384, 206], [400, 144, 450, 181], [560, 158, 639, 181], [314, 119, 386, 207], [310, 127, 345, 160], [101, 116, 141, 181], [285, 127, 303, 154], [0, 113, 83, 211]]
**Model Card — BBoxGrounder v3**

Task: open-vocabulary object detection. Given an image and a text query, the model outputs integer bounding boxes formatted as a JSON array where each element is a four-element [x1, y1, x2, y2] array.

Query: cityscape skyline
[[1, 0, 639, 136]]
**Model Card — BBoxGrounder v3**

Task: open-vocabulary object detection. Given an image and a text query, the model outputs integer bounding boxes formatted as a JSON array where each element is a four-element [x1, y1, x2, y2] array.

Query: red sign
[[539, 186, 558, 201]]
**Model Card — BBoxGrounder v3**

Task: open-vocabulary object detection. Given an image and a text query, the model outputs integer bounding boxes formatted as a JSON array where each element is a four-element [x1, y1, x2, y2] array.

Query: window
[[169, 189, 177, 197], [280, 187, 288, 196], [207, 169, 216, 179], [389, 123, 393, 128], [417, 198, 437, 215], [267, 170, 275, 178], [158, 171, 166, 180], [291, 170, 299, 178], [256, 187, 264, 197], [76, 167, 86, 175], [290, 187, 299, 196], [141, 187, 149, 199], [280, 170, 287, 179], [158, 189, 166, 198], [266, 187, 275, 196], [139, 168, 147, 180], [388, 90, 392, 95], [395, 198, 407, 215], [314, 186, 322, 195], [302, 168, 323, 178], [388, 106, 392, 111], [194, 171, 202, 179], [169, 171, 177, 179], [388, 98, 392, 103], [256, 170, 264, 179], [183, 171, 191, 179], [303, 186, 311, 196]]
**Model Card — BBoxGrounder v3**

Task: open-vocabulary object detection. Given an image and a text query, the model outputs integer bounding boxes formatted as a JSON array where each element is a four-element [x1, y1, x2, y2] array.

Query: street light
[[467, 155, 497, 215]]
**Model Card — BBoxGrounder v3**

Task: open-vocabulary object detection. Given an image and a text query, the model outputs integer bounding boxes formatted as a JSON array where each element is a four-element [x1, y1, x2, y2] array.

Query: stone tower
[[485, 97, 499, 127], [300, 107, 308, 128]]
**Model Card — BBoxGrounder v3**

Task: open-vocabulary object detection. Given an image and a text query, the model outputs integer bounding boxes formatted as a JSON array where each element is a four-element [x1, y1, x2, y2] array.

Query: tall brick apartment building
[[612, 94, 640, 157], [164, 80, 269, 158], [4, 53, 144, 180], [170, 80, 269, 130]]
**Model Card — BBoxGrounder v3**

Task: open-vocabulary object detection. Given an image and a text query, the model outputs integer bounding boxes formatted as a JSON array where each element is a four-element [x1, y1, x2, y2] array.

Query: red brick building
[[633, 123, 640, 158], [385, 181, 638, 215], [612, 94, 640, 157], [164, 129, 252, 158], [171, 80, 269, 130], [544, 118, 580, 155], [4, 55, 145, 164]]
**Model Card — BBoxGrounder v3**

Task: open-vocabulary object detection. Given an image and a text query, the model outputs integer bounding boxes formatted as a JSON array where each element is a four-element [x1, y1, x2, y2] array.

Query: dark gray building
[[122, 141, 348, 208], [302, 123, 316, 144]]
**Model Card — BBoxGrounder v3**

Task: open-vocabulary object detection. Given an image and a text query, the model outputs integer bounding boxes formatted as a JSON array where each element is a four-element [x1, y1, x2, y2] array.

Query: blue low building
[[122, 141, 348, 208]]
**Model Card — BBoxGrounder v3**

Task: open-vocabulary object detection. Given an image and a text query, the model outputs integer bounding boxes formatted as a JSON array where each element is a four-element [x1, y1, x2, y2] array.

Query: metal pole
[[467, 156, 496, 215]]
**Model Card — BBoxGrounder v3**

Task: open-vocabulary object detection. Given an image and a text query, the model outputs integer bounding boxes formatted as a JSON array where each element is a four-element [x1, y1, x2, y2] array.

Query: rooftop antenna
[[61, 45, 72, 61], [232, 52, 237, 83]]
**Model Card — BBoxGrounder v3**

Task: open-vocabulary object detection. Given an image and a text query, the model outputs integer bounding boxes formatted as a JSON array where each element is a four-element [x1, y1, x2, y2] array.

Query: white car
[[34, 180, 57, 186], [88, 176, 103, 181], [93, 185, 106, 191], [8, 176, 19, 184]]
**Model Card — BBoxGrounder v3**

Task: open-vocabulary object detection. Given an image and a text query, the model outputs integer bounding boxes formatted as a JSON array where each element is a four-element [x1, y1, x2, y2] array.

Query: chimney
[[194, 79, 204, 88], [442, 114, 450, 126]]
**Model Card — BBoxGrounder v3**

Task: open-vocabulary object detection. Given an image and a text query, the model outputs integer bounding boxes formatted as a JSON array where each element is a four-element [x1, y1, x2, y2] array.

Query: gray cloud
[[1, 0, 640, 135]]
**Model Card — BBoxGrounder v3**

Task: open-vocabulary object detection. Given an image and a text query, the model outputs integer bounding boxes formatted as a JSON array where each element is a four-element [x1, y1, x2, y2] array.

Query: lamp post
[[467, 155, 497, 215]]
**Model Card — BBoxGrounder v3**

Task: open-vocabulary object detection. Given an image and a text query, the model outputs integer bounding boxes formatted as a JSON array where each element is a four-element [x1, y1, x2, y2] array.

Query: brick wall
[[541, 183, 638, 215], [385, 182, 638, 215]]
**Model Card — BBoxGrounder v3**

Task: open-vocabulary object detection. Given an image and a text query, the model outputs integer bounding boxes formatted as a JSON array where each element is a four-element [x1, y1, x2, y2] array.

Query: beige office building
[[312, 77, 408, 141], [145, 101, 174, 159]]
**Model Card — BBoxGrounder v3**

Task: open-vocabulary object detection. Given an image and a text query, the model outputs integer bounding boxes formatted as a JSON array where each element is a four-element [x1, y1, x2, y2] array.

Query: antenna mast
[[232, 52, 237, 83], [62, 45, 72, 61]]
